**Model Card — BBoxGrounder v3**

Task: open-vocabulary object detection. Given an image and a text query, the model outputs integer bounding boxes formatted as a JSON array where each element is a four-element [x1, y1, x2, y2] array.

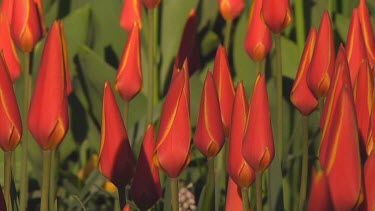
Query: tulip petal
[[363, 150, 375, 210], [120, 0, 142, 32], [261, 0, 292, 33], [358, 0, 375, 66], [307, 167, 333, 211], [218, 0, 244, 20], [225, 177, 244, 211]]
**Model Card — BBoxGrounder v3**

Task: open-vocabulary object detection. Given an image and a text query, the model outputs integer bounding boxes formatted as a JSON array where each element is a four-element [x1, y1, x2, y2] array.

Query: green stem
[[49, 149, 57, 211], [318, 98, 325, 113], [241, 188, 249, 211], [117, 185, 126, 210], [170, 177, 179, 211], [41, 150, 52, 211], [202, 158, 215, 210], [20, 52, 31, 211], [147, 8, 155, 124], [153, 7, 159, 106], [294, 0, 306, 50], [4, 151, 12, 211], [298, 116, 309, 211], [256, 172, 263, 211], [224, 20, 232, 51], [275, 34, 283, 161]]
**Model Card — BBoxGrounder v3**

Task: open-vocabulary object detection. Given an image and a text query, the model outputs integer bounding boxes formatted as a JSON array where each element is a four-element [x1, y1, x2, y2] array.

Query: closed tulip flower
[[225, 177, 245, 211], [131, 125, 161, 210], [120, 0, 142, 32], [290, 27, 318, 115], [346, 8, 367, 86], [142, 0, 160, 9], [0, 51, 22, 152], [98, 82, 135, 187], [244, 0, 272, 61], [0, 13, 21, 82], [153, 68, 191, 178], [194, 71, 225, 158], [307, 167, 333, 211], [358, 0, 375, 66], [227, 82, 255, 188], [261, 0, 292, 33], [213, 45, 235, 137], [307, 11, 335, 98], [28, 21, 71, 150], [11, 0, 44, 52], [115, 23, 142, 102], [218, 0, 244, 21], [324, 86, 363, 210], [242, 73, 274, 172], [363, 149, 375, 210]]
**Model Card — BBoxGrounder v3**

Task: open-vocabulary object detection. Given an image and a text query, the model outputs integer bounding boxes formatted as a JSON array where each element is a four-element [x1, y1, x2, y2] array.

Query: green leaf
[[279, 36, 301, 79]]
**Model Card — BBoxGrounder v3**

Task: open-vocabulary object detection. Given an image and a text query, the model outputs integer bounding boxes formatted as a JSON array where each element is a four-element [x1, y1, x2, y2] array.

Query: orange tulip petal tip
[[120, 0, 142, 32]]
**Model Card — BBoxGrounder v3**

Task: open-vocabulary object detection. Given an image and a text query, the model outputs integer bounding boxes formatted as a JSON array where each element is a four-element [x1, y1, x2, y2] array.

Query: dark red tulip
[[261, 0, 292, 33], [218, 0, 244, 21], [120, 0, 142, 32]]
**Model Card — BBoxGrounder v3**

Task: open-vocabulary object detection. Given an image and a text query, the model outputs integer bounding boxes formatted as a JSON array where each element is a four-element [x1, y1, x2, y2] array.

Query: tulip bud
[[142, 0, 160, 9], [244, 0, 272, 61], [242, 73, 274, 172], [98, 82, 135, 187], [324, 86, 363, 210], [290, 27, 318, 115], [120, 0, 142, 32], [261, 0, 292, 33], [174, 9, 200, 74], [225, 177, 245, 211], [218, 0, 244, 21], [0, 0, 13, 22], [363, 149, 375, 210], [153, 68, 191, 178], [194, 71, 225, 158], [0, 13, 21, 82], [346, 8, 367, 86], [307, 11, 335, 98], [358, 0, 375, 66], [227, 82, 255, 188], [123, 204, 132, 211], [0, 51, 22, 152], [172, 60, 190, 108], [354, 59, 373, 155], [319, 45, 352, 170], [28, 21, 71, 150], [307, 167, 333, 211], [115, 23, 142, 102], [213, 45, 235, 137], [11, 0, 44, 52], [367, 90, 375, 155]]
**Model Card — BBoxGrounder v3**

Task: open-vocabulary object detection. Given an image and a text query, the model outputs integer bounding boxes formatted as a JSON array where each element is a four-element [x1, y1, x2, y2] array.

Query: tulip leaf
[[279, 36, 301, 79], [335, 13, 350, 42], [197, 0, 218, 30]]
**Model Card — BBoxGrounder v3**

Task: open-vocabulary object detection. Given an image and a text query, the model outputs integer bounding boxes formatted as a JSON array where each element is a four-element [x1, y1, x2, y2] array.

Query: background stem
[[201, 158, 215, 210], [20, 52, 31, 211], [298, 116, 309, 211], [117, 185, 126, 210], [4, 151, 12, 211], [241, 187, 249, 211], [147, 8, 155, 124], [295, 0, 306, 50], [41, 150, 52, 211], [170, 177, 179, 211], [224, 20, 232, 51], [256, 172, 263, 211], [275, 34, 283, 162], [49, 149, 57, 211]]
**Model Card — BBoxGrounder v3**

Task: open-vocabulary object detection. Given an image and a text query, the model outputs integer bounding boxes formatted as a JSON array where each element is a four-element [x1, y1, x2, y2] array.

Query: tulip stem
[[4, 151, 12, 211], [41, 150, 52, 211], [20, 51, 31, 211], [117, 185, 126, 210], [49, 149, 57, 211], [295, 0, 306, 50], [202, 158, 215, 210], [224, 20, 232, 51], [256, 172, 263, 211], [241, 187, 249, 211], [147, 8, 155, 124], [275, 34, 283, 161], [170, 177, 179, 211], [298, 116, 309, 211]]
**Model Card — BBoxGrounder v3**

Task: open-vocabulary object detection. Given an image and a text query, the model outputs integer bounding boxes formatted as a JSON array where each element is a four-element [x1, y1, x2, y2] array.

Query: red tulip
[[218, 0, 244, 21], [242, 73, 274, 172], [120, 0, 142, 32], [324, 86, 363, 210], [0, 0, 13, 22], [319, 45, 352, 170], [123, 204, 132, 211], [213, 45, 235, 137], [153, 68, 191, 178], [307, 167, 333, 211], [28, 21, 71, 150], [142, 0, 160, 9], [0, 51, 22, 152], [261, 0, 292, 33], [346, 8, 367, 86], [358, 0, 375, 66], [244, 0, 272, 61], [354, 59, 373, 155], [0, 13, 21, 82], [11, 0, 44, 52], [290, 27, 318, 115], [363, 149, 375, 210], [194, 71, 225, 158], [174, 9, 200, 75], [98, 82, 135, 187], [131, 125, 161, 210], [172, 60, 190, 108], [115, 24, 142, 102], [227, 82, 255, 188], [225, 177, 245, 211], [307, 11, 335, 98]]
